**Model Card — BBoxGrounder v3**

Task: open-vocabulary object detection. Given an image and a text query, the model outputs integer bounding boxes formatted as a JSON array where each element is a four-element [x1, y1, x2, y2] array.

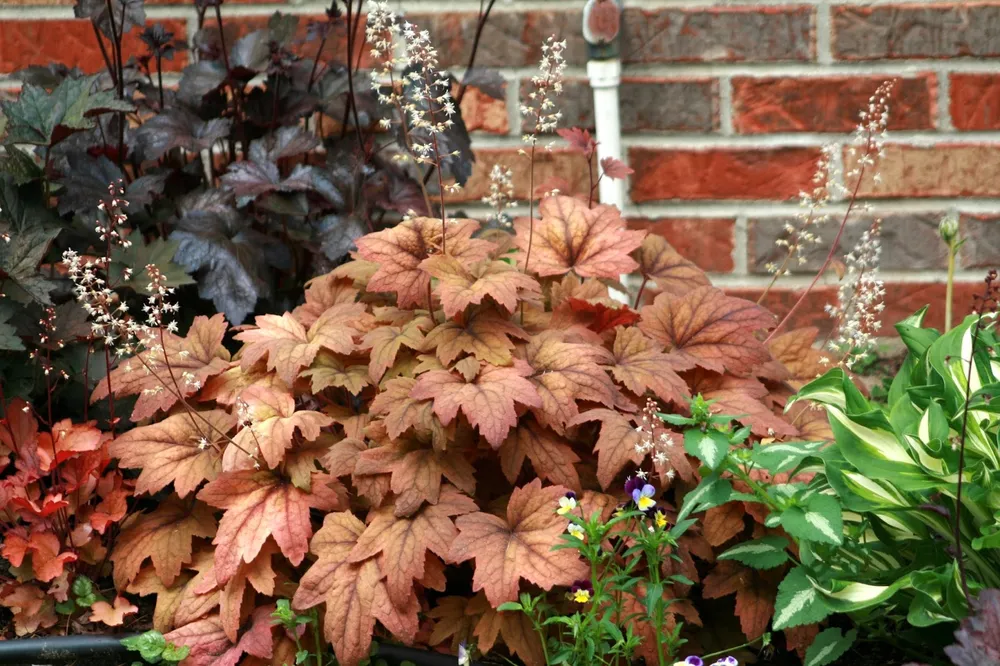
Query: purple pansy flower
[[684, 657, 704, 666], [711, 658, 738, 666], [624, 475, 642, 497], [632, 483, 656, 511]]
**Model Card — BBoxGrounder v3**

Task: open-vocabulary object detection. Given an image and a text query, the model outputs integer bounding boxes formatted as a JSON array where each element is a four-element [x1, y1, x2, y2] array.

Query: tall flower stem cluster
[[939, 211, 963, 331], [824, 220, 886, 368], [366, 0, 459, 236], [767, 81, 893, 344], [519, 35, 567, 275]]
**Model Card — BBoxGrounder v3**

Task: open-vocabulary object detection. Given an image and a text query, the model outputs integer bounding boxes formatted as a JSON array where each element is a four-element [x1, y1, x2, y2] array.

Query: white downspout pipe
[[583, 0, 629, 305]]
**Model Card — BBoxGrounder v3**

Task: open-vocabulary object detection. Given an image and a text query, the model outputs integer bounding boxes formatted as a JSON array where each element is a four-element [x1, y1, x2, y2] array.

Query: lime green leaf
[[772, 568, 831, 630], [803, 628, 856, 666], [750, 440, 826, 473], [718, 535, 790, 570], [683, 428, 729, 470], [121, 630, 167, 662], [780, 494, 843, 545]]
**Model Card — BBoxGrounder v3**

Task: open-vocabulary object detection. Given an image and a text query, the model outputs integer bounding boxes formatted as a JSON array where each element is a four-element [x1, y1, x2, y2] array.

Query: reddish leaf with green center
[[449, 479, 588, 606]]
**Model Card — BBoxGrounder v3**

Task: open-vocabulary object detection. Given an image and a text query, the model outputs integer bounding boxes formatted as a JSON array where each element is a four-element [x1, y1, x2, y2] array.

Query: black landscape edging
[[0, 634, 491, 666]]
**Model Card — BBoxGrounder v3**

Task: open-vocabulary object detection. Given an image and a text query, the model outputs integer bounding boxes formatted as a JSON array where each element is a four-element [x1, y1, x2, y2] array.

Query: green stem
[[313, 611, 324, 666], [646, 551, 668, 666], [700, 634, 766, 660], [530, 608, 551, 666], [945, 244, 956, 331]]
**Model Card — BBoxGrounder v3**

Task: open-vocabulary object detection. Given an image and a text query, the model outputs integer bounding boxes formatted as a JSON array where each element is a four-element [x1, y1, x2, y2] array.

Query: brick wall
[[1, 0, 998, 333]]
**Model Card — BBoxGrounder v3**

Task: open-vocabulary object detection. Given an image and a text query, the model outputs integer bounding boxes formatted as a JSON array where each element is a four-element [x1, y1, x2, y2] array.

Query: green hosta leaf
[[780, 494, 843, 545], [751, 440, 827, 473], [788, 368, 848, 412], [803, 628, 856, 666], [1, 75, 134, 146], [718, 535, 790, 570], [772, 568, 831, 630], [676, 473, 731, 523], [110, 237, 195, 295], [683, 428, 729, 470]]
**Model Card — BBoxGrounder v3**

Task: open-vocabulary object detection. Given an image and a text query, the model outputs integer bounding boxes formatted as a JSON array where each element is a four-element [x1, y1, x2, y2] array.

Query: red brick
[[629, 147, 822, 202], [449, 149, 591, 203], [629, 219, 735, 272], [960, 215, 1000, 269], [417, 10, 587, 68], [833, 4, 1000, 61], [622, 6, 814, 63], [732, 75, 935, 133], [950, 74, 1000, 130], [0, 19, 188, 74], [848, 144, 1000, 198], [459, 85, 509, 135], [729, 282, 981, 335], [748, 214, 948, 275], [537, 78, 718, 134]]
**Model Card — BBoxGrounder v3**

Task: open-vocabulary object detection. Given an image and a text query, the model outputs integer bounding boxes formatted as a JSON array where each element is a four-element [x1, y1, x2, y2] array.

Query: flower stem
[[945, 245, 956, 331]]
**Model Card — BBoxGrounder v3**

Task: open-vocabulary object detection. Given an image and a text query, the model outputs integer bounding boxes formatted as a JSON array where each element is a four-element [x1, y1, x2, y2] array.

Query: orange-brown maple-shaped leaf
[[427, 592, 543, 663], [10, 531, 77, 582], [572, 409, 642, 490], [292, 273, 360, 327], [349, 486, 478, 603], [0, 583, 58, 636], [702, 561, 779, 640], [363, 317, 429, 383], [500, 418, 581, 493], [89, 595, 138, 626], [633, 234, 710, 297], [197, 470, 313, 585], [356, 217, 495, 307], [37, 419, 102, 471], [450, 479, 588, 606], [424, 307, 528, 366], [703, 503, 746, 547], [767, 327, 835, 389], [422, 255, 541, 318], [198, 362, 287, 406], [355, 440, 476, 517], [608, 327, 691, 406], [127, 551, 219, 633], [514, 196, 644, 278], [524, 334, 619, 433], [640, 287, 776, 377], [292, 512, 419, 666], [236, 304, 369, 385], [369, 378, 448, 448], [110, 410, 235, 498], [300, 352, 371, 396], [92, 314, 231, 422], [230, 386, 333, 469], [410, 362, 541, 447], [165, 607, 274, 666], [111, 498, 217, 589], [686, 369, 797, 437]]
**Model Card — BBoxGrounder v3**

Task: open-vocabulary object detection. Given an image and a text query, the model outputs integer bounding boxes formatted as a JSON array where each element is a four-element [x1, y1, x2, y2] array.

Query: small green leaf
[[496, 602, 523, 612], [295, 649, 310, 664], [72, 575, 95, 599], [122, 630, 167, 663], [718, 535, 790, 570], [772, 568, 831, 630], [803, 628, 856, 666], [161, 643, 190, 663], [55, 600, 76, 615], [779, 494, 843, 545], [683, 428, 729, 470]]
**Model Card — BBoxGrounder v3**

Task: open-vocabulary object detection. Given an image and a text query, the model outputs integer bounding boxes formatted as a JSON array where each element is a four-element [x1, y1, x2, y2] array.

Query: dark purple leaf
[[231, 30, 271, 75], [946, 589, 1000, 666], [56, 153, 124, 216], [74, 0, 146, 40], [315, 214, 365, 263], [13, 64, 82, 89], [177, 61, 227, 104], [249, 126, 320, 162], [126, 172, 170, 208], [169, 190, 269, 323], [134, 109, 232, 161], [461, 68, 506, 100], [267, 12, 299, 48]]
